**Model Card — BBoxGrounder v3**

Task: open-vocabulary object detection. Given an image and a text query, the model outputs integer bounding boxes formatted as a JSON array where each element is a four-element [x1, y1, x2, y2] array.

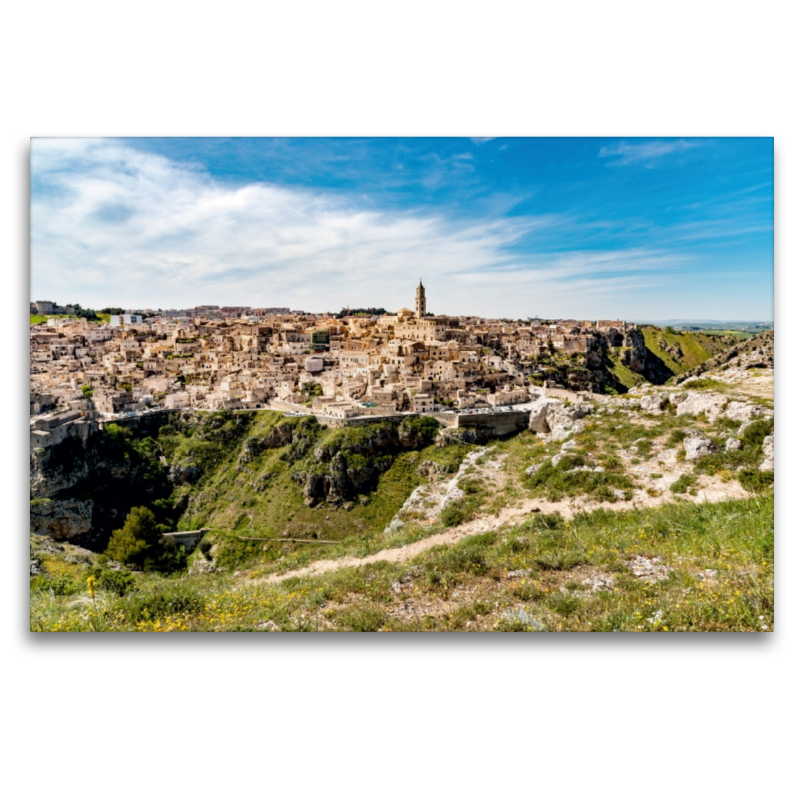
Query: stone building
[[415, 279, 426, 318]]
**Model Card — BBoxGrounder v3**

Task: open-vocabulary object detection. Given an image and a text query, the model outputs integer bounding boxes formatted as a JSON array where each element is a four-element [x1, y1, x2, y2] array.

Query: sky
[[30, 137, 774, 321]]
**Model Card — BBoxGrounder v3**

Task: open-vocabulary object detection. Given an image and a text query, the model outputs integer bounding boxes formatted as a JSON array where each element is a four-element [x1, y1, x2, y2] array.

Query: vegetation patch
[[30, 495, 773, 632], [525, 454, 634, 502]]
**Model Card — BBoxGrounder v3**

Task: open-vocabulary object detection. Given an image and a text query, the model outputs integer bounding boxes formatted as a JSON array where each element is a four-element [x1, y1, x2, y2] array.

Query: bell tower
[[415, 278, 426, 318]]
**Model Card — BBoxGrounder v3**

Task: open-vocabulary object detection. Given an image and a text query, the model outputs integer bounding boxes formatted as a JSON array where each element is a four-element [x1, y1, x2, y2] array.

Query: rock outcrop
[[30, 498, 94, 542], [683, 432, 715, 461], [639, 394, 665, 415], [528, 398, 593, 441], [760, 433, 774, 472], [724, 401, 773, 423], [673, 391, 728, 422]]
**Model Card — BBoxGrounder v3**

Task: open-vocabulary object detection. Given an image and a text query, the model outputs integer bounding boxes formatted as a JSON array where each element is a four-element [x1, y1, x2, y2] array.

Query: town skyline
[[31, 137, 773, 320]]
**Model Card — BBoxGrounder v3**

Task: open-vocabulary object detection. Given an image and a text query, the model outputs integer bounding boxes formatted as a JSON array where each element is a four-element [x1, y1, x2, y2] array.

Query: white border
[[3, 3, 795, 797]]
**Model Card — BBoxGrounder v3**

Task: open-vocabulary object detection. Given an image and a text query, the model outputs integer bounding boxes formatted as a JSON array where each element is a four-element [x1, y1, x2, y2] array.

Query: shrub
[[525, 458, 634, 502], [29, 575, 81, 596], [738, 468, 774, 493], [87, 565, 135, 596], [119, 583, 206, 622], [670, 474, 697, 494], [741, 418, 774, 448], [440, 503, 467, 527]]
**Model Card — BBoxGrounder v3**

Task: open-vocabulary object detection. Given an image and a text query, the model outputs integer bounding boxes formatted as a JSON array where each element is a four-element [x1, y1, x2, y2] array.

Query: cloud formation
[[30, 138, 770, 320], [598, 139, 698, 166]]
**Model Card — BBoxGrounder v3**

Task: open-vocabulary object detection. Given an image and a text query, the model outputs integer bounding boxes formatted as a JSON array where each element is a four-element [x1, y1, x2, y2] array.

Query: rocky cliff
[[30, 410, 452, 548]]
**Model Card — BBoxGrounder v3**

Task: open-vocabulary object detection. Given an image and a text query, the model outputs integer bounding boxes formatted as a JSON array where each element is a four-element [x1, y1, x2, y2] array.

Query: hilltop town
[[30, 281, 646, 442], [29, 281, 774, 633]]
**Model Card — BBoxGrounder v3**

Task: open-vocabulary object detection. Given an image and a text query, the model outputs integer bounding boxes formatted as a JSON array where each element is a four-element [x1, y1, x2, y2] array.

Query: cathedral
[[415, 279, 426, 318]]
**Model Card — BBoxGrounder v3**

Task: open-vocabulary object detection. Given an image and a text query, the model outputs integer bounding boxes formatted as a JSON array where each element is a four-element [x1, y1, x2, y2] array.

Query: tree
[[105, 507, 163, 566], [665, 326, 677, 335]]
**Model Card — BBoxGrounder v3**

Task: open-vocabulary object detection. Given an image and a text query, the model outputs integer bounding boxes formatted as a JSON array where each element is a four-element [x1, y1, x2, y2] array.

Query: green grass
[[607, 352, 648, 389], [641, 327, 732, 375], [159, 411, 478, 574], [31, 495, 774, 632], [524, 455, 634, 502], [681, 378, 731, 391], [670, 474, 698, 495]]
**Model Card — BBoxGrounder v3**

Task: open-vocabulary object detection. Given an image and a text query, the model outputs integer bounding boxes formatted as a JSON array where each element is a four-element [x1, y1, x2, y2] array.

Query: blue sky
[[30, 137, 773, 320]]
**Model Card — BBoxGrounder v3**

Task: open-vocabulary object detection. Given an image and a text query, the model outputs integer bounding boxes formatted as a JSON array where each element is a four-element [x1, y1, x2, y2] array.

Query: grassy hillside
[[641, 326, 734, 378], [30, 495, 773, 632], [30, 373, 774, 632], [605, 351, 648, 391]]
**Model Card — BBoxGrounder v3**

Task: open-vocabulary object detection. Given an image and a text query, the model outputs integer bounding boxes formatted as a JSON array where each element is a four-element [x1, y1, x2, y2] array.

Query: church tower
[[415, 279, 426, 318]]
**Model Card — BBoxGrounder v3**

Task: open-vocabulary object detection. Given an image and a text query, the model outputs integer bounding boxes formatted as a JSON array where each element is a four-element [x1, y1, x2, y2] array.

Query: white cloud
[[30, 138, 717, 318], [598, 139, 698, 166]]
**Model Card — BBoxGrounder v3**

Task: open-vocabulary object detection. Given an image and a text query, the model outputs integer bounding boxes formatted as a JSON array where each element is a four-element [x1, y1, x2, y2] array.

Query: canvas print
[[29, 137, 774, 632]]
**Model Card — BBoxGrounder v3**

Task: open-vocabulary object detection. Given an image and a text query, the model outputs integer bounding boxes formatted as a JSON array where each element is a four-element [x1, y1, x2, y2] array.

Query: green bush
[[105, 506, 162, 565], [440, 503, 467, 527], [741, 418, 774, 448], [87, 564, 135, 596], [738, 468, 774, 493], [670, 474, 698, 494], [29, 575, 81, 596], [526, 456, 634, 502], [118, 583, 207, 622]]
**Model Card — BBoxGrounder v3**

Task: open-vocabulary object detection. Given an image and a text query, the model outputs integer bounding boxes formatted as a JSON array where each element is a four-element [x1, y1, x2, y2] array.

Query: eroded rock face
[[683, 432, 714, 461], [30, 444, 91, 498], [30, 498, 94, 542], [528, 399, 593, 441], [437, 426, 493, 446], [169, 463, 201, 485], [528, 398, 562, 434]]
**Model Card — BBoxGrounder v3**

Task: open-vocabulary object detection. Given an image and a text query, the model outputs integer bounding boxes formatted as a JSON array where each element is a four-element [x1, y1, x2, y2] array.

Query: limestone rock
[[29, 497, 94, 542], [639, 394, 665, 415], [760, 433, 774, 472], [528, 399, 593, 441], [683, 432, 714, 461], [724, 401, 773, 423], [675, 391, 728, 422], [582, 575, 614, 592], [725, 437, 742, 452], [627, 555, 674, 582], [528, 398, 561, 434]]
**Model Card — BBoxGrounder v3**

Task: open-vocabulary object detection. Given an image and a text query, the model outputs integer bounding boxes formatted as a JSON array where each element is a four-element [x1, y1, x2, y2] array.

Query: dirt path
[[249, 480, 748, 586]]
